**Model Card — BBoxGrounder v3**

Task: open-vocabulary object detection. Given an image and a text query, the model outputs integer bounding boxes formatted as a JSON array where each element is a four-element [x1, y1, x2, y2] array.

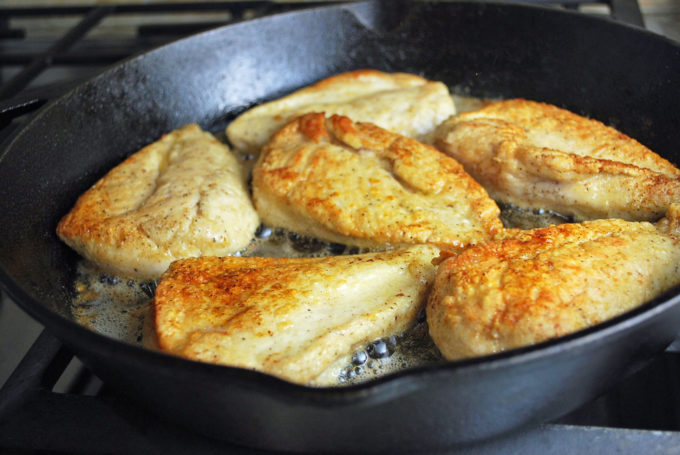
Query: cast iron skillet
[[2, 1, 680, 452]]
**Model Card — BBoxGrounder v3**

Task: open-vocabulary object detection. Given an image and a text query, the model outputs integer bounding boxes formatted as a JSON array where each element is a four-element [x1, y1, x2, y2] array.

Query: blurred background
[[1, 0, 678, 41]]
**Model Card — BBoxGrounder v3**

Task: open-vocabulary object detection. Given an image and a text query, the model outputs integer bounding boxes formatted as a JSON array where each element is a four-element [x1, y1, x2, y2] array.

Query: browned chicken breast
[[226, 69, 456, 155], [154, 245, 439, 385], [252, 112, 503, 250], [57, 124, 259, 279], [427, 205, 680, 360], [433, 98, 680, 221]]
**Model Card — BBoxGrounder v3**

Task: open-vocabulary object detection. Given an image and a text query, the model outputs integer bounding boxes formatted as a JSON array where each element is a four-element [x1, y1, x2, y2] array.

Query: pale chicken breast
[[226, 69, 456, 155], [434, 98, 680, 221], [252, 112, 503, 250], [57, 124, 259, 279], [427, 205, 680, 360], [154, 245, 439, 385]]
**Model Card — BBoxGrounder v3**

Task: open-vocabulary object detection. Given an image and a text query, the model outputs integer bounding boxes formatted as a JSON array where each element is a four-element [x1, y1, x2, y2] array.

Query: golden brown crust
[[226, 69, 456, 155], [154, 245, 439, 385], [427, 214, 680, 360], [57, 124, 259, 279], [252, 112, 503, 250], [434, 98, 680, 221]]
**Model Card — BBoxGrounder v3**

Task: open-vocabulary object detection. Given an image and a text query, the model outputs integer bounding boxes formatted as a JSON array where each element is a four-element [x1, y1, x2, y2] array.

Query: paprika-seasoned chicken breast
[[433, 98, 680, 221], [226, 69, 456, 155], [57, 124, 259, 279], [252, 112, 503, 250], [427, 205, 680, 360], [154, 245, 439, 385]]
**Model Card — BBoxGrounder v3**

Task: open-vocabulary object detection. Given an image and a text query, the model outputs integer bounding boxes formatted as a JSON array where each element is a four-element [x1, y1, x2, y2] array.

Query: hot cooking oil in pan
[[70, 205, 568, 386], [68, 94, 570, 386], [70, 226, 444, 385]]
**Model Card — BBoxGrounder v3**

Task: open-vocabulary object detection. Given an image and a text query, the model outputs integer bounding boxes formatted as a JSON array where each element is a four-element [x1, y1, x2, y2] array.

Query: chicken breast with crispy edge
[[226, 69, 456, 155], [153, 245, 439, 385], [57, 124, 259, 279], [433, 98, 680, 221], [427, 204, 680, 360], [252, 112, 503, 250]]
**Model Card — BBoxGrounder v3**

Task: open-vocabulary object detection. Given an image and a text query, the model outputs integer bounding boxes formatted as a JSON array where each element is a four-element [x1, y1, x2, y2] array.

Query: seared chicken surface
[[434, 98, 680, 221], [226, 69, 456, 155], [58, 67, 680, 384], [154, 245, 439, 385], [252, 112, 503, 250], [57, 124, 259, 279], [427, 205, 680, 360]]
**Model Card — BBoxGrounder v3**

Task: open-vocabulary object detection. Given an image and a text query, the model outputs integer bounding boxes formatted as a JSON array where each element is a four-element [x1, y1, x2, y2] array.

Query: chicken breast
[[433, 98, 680, 221], [154, 245, 439, 385], [57, 124, 259, 279], [226, 69, 456, 155], [252, 112, 503, 250], [427, 205, 680, 360]]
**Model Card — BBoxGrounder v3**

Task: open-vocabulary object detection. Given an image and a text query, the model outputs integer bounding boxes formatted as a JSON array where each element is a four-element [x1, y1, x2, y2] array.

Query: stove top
[[1, 1, 679, 453]]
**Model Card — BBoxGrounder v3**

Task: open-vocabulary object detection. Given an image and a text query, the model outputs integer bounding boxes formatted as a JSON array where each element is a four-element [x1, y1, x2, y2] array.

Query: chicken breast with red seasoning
[[57, 124, 259, 279], [252, 112, 503, 250], [154, 245, 439, 385], [427, 205, 680, 360], [226, 69, 456, 155], [433, 98, 680, 221]]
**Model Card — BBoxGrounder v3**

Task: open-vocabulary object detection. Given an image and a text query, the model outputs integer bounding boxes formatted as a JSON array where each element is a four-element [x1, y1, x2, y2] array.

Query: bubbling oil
[[71, 202, 569, 387], [69, 94, 571, 387], [70, 225, 446, 385], [72, 225, 442, 385]]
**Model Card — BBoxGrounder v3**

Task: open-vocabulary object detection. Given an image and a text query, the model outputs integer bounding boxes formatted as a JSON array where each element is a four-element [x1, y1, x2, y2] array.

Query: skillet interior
[[1, 1, 680, 451]]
